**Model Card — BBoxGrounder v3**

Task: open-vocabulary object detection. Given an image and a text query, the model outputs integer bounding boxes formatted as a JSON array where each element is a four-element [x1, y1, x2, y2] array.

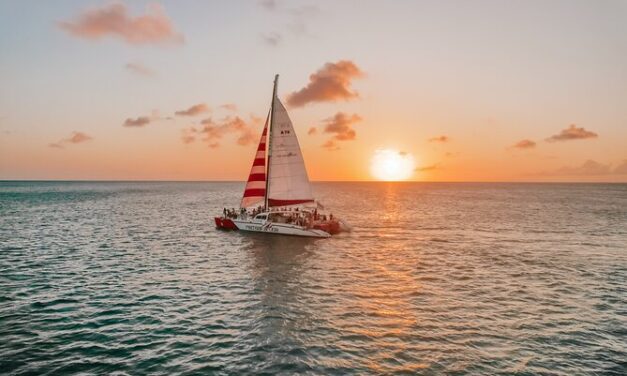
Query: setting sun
[[370, 149, 416, 181]]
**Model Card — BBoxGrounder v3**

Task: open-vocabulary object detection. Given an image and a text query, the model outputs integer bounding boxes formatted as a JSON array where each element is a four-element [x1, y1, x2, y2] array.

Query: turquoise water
[[1, 181, 626, 375]]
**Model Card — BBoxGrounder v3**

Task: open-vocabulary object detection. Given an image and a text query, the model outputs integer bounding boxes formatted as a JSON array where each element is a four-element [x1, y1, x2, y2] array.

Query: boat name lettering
[[245, 225, 279, 233]]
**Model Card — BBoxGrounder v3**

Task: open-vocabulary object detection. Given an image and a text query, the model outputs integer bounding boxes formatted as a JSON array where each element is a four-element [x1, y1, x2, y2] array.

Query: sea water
[[1, 181, 625, 374]]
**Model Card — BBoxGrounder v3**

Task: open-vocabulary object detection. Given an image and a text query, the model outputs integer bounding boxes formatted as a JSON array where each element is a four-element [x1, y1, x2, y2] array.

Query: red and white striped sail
[[267, 96, 315, 207], [240, 115, 269, 208]]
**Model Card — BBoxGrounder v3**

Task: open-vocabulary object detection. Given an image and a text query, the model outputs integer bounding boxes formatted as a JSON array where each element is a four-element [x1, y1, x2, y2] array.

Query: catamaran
[[215, 75, 342, 238]]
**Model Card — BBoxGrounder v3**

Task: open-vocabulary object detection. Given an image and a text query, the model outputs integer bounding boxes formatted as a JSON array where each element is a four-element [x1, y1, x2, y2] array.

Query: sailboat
[[215, 75, 341, 238]]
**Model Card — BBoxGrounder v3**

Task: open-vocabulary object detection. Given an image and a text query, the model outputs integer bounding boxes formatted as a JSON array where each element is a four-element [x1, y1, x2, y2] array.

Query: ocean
[[1, 181, 625, 375]]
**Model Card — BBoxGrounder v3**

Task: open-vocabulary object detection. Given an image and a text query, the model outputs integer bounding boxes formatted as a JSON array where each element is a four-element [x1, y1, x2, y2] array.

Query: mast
[[264, 74, 279, 210]]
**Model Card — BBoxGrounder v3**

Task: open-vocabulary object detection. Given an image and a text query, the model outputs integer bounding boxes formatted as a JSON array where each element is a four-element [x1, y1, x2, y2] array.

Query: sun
[[370, 149, 415, 181]]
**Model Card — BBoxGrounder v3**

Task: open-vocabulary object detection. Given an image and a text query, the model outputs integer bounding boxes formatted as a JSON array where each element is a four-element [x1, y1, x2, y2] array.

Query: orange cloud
[[429, 135, 449, 143], [181, 127, 197, 144], [308, 127, 317, 135], [322, 112, 361, 141], [67, 132, 92, 143], [123, 116, 151, 127], [59, 3, 183, 46], [546, 124, 598, 142], [286, 60, 364, 108], [512, 139, 536, 149], [322, 140, 340, 151], [614, 160, 627, 174], [175, 103, 210, 117], [220, 103, 238, 112], [416, 163, 439, 171], [536, 160, 611, 176], [49, 131, 92, 149], [189, 116, 259, 147], [125, 62, 155, 77]]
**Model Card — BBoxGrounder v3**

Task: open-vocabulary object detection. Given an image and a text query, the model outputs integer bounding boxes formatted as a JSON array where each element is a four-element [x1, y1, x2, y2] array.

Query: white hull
[[232, 219, 331, 238]]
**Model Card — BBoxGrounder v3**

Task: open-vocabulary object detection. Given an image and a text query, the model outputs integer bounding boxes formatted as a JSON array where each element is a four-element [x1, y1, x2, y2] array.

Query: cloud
[[220, 103, 238, 112], [321, 112, 361, 141], [67, 132, 92, 144], [187, 116, 259, 148], [537, 160, 611, 176], [429, 135, 449, 143], [181, 127, 197, 144], [125, 62, 155, 77], [614, 160, 627, 175], [123, 110, 170, 127], [416, 163, 439, 172], [286, 60, 364, 108], [546, 124, 598, 142], [512, 139, 536, 149], [258, 1, 319, 38], [286, 5, 320, 36], [49, 131, 92, 149], [59, 3, 183, 46], [308, 127, 317, 135], [259, 0, 278, 11], [175, 103, 210, 117], [123, 116, 151, 127], [261, 32, 282, 46], [322, 140, 339, 151]]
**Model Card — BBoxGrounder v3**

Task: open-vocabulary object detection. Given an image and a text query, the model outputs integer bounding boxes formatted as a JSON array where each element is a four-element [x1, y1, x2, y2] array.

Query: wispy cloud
[[220, 103, 238, 112], [546, 124, 598, 142], [181, 127, 197, 144], [125, 62, 155, 77], [175, 103, 210, 117], [322, 139, 339, 151], [59, 3, 184, 46], [415, 163, 439, 172], [260, 32, 282, 46], [511, 139, 536, 149], [307, 127, 317, 135], [428, 135, 449, 143], [614, 160, 627, 174], [49, 131, 92, 149], [286, 60, 364, 108], [258, 1, 319, 40], [534, 160, 621, 176], [286, 5, 320, 36], [258, 0, 278, 11]]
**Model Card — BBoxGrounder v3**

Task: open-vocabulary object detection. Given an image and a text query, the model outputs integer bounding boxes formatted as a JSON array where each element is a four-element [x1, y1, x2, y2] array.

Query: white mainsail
[[267, 88, 314, 207]]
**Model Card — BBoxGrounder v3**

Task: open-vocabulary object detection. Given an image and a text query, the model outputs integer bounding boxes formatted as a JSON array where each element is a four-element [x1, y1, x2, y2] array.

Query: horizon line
[[0, 179, 625, 184]]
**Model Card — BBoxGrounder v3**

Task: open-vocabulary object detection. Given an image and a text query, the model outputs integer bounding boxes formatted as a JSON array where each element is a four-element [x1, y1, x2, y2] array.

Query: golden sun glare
[[370, 149, 416, 181]]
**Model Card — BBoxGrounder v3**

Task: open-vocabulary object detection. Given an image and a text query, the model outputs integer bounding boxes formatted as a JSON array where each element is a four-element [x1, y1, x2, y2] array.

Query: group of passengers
[[222, 208, 240, 219], [223, 206, 334, 225]]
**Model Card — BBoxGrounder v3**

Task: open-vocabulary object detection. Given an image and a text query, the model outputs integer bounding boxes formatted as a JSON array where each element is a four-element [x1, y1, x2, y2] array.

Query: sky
[[1, 0, 626, 182]]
